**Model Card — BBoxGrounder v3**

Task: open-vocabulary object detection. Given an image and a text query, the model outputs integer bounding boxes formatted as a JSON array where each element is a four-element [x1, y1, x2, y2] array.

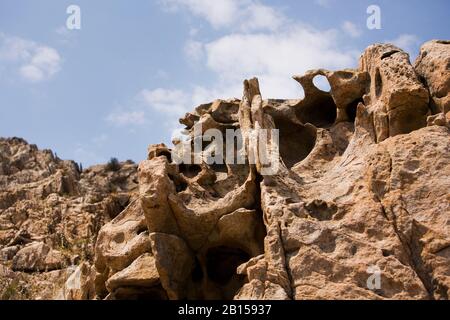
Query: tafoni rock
[[1, 40, 449, 300]]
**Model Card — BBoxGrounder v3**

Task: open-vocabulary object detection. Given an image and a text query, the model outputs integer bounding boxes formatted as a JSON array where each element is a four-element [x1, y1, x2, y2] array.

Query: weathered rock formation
[[0, 138, 138, 299], [92, 40, 450, 300], [1, 40, 449, 300]]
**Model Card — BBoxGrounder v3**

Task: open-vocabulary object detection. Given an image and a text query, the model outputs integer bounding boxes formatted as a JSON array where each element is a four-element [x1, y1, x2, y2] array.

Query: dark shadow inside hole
[[158, 151, 172, 163], [168, 174, 188, 192], [296, 94, 337, 128], [179, 164, 202, 179], [273, 117, 317, 169], [206, 246, 249, 286], [136, 224, 148, 235], [191, 257, 204, 283], [375, 69, 383, 98], [305, 200, 337, 221], [382, 249, 392, 257], [346, 98, 363, 122], [381, 50, 400, 60], [107, 197, 130, 220], [210, 163, 228, 174]]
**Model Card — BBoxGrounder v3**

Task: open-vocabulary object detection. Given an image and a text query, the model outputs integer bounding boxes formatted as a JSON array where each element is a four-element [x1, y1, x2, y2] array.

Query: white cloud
[[114, 1, 359, 134], [240, 2, 284, 32], [386, 34, 421, 56], [342, 21, 362, 38], [140, 88, 191, 116], [0, 33, 61, 82], [164, 1, 357, 100], [161, 0, 283, 31], [106, 110, 146, 127], [206, 27, 354, 79], [161, 0, 238, 29], [19, 65, 44, 82], [202, 26, 356, 98], [20, 47, 61, 82]]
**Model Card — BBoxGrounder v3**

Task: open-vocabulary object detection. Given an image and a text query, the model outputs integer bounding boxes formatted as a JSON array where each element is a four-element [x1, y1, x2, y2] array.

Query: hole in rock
[[186, 188, 266, 300], [136, 225, 148, 235], [191, 258, 204, 283], [313, 75, 331, 92], [168, 174, 188, 192], [206, 246, 249, 286], [346, 98, 363, 122], [296, 94, 337, 128], [375, 69, 383, 98], [336, 71, 354, 80], [417, 74, 428, 88], [159, 151, 172, 163], [113, 232, 125, 244], [381, 50, 400, 60], [179, 164, 202, 179], [107, 198, 130, 220], [273, 117, 317, 169], [305, 200, 337, 221], [318, 235, 337, 253]]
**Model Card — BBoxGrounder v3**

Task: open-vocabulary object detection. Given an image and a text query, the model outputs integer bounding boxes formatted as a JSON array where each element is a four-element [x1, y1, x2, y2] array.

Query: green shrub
[[106, 157, 121, 172]]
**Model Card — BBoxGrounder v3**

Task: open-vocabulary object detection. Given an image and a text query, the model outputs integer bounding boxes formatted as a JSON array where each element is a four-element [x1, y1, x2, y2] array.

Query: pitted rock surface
[[1, 40, 449, 300]]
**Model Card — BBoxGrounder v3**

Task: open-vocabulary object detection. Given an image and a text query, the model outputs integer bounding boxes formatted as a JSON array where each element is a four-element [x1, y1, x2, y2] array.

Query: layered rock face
[[0, 138, 138, 299], [1, 40, 449, 300]]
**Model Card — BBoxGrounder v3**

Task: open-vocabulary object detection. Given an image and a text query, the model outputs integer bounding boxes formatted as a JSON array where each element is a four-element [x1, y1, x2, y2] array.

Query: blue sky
[[0, 0, 449, 166]]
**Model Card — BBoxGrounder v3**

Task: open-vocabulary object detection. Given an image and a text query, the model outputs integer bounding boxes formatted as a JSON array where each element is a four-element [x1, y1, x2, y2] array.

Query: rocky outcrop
[[414, 40, 450, 125], [1, 40, 449, 300], [92, 40, 449, 301], [0, 138, 138, 299]]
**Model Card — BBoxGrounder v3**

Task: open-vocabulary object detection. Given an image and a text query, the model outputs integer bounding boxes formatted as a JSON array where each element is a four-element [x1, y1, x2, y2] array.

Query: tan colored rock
[[2, 40, 449, 301], [63, 262, 95, 300], [94, 199, 152, 298], [106, 253, 159, 292], [12, 242, 66, 272], [358, 44, 430, 142], [149, 233, 194, 300], [415, 40, 450, 114], [0, 137, 138, 299], [91, 41, 449, 301]]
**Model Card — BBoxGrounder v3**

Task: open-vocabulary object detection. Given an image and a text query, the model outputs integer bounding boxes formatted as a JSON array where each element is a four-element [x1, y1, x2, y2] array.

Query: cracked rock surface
[[1, 41, 449, 300]]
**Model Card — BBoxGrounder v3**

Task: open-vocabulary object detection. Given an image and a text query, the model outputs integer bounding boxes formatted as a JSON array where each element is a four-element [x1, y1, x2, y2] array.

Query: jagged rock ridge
[[1, 40, 449, 300], [0, 138, 138, 299]]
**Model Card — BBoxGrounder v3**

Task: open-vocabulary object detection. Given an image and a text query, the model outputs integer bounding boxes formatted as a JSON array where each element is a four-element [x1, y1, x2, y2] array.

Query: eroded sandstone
[[1, 40, 449, 300], [93, 40, 449, 301]]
